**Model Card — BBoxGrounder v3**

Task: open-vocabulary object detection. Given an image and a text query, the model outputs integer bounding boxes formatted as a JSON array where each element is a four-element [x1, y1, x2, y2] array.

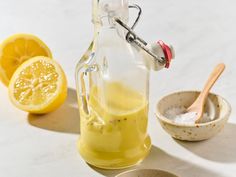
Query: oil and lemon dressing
[[78, 82, 151, 169]]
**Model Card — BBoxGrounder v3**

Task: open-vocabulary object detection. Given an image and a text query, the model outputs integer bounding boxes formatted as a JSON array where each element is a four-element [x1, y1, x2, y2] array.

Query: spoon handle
[[198, 63, 225, 102]]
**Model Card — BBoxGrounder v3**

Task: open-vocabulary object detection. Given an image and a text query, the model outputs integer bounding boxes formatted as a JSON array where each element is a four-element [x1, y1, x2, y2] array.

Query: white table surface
[[0, 0, 236, 177]]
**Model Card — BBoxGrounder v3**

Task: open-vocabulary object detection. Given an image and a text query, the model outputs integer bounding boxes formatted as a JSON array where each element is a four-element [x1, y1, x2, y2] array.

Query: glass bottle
[[75, 0, 173, 169]]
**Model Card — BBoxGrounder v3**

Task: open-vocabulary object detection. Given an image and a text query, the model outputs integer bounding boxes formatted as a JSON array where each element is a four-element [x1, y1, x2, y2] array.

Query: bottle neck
[[92, 0, 129, 32]]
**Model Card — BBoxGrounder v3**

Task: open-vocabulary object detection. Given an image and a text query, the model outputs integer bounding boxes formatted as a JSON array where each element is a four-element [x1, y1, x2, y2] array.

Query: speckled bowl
[[116, 169, 179, 177], [156, 91, 231, 141]]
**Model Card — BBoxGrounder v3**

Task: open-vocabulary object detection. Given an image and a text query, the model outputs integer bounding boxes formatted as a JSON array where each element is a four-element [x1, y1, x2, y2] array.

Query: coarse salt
[[164, 106, 211, 125]]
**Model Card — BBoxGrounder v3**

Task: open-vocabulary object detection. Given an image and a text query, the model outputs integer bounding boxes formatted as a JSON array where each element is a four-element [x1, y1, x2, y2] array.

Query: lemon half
[[0, 34, 52, 86], [8, 56, 67, 114]]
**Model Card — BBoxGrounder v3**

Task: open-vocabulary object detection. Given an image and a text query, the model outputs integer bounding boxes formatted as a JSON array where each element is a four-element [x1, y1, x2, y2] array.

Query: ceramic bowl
[[116, 169, 179, 177], [156, 91, 231, 141]]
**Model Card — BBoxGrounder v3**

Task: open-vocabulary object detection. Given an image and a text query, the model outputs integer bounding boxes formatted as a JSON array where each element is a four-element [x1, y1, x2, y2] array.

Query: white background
[[0, 0, 235, 177]]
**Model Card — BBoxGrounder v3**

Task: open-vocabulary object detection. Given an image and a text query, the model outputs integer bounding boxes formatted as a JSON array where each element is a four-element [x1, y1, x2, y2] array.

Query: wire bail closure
[[114, 4, 166, 66]]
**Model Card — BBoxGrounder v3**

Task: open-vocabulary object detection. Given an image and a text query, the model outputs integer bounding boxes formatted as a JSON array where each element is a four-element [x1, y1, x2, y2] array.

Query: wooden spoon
[[186, 63, 225, 123]]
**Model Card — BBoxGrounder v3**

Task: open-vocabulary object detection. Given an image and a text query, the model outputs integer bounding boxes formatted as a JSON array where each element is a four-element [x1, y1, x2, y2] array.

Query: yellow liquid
[[78, 82, 151, 169]]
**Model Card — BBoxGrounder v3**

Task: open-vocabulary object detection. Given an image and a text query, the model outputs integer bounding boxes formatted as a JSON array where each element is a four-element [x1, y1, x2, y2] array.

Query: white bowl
[[156, 91, 231, 141], [116, 169, 179, 177]]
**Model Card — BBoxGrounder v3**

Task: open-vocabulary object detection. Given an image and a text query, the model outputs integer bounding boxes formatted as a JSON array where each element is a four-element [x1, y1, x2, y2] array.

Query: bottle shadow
[[174, 122, 236, 163], [27, 88, 80, 134], [91, 145, 221, 177]]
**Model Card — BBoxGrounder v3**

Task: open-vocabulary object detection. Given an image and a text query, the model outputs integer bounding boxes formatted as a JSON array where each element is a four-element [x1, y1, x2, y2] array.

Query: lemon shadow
[[28, 88, 80, 134], [91, 145, 221, 177], [175, 122, 236, 163]]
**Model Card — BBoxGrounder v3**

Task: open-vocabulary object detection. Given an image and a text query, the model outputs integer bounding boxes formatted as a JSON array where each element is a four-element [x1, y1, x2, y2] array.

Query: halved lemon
[[8, 56, 67, 114], [0, 33, 52, 86]]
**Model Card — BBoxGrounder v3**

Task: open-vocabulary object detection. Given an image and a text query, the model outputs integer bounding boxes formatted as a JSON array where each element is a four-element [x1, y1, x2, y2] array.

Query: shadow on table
[[175, 122, 236, 163], [92, 146, 221, 177], [28, 88, 80, 134]]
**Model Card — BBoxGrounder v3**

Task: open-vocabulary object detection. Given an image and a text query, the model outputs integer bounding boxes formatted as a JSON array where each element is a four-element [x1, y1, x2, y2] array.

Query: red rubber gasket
[[157, 40, 172, 68]]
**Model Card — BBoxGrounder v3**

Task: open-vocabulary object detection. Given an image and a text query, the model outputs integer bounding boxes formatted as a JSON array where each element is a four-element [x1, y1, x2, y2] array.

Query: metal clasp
[[114, 4, 166, 66]]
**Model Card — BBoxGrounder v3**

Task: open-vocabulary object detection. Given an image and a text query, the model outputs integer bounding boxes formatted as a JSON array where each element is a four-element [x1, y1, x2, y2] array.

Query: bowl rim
[[115, 168, 179, 177], [155, 90, 231, 127]]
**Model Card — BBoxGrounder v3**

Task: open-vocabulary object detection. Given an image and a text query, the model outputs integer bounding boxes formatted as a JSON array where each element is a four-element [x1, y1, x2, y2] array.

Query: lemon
[[8, 56, 67, 114], [0, 34, 52, 86]]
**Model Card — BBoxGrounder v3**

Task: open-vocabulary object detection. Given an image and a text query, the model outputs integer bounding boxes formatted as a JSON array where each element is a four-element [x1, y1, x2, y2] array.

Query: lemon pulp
[[78, 82, 151, 169]]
